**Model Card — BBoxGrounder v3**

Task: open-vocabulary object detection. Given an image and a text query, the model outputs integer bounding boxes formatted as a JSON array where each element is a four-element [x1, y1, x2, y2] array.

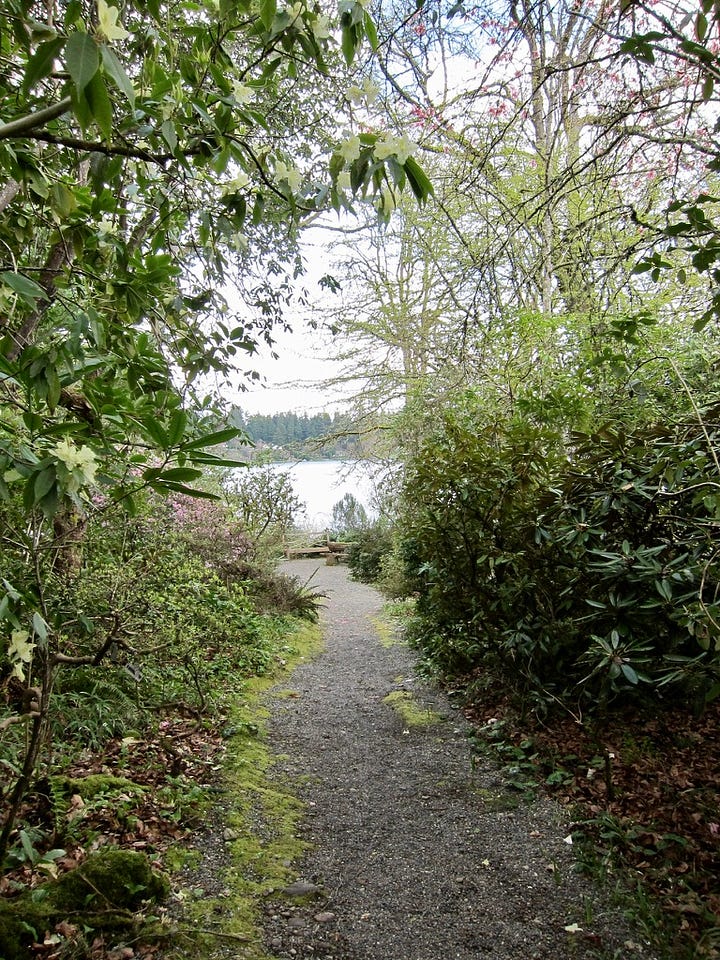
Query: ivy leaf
[[65, 31, 100, 93]]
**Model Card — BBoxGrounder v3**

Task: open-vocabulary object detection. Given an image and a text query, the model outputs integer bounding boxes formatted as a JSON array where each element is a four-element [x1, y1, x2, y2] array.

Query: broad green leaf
[[189, 453, 250, 468], [168, 410, 188, 446], [1, 271, 49, 305], [341, 23, 357, 65], [180, 427, 242, 449], [149, 479, 220, 499], [32, 611, 49, 641], [161, 119, 178, 152], [363, 11, 378, 50], [100, 44, 135, 107], [65, 31, 100, 93], [620, 663, 639, 685], [50, 183, 78, 219], [23, 37, 65, 93], [84, 71, 113, 141], [404, 156, 433, 202], [45, 365, 61, 410], [155, 467, 204, 481], [23, 411, 44, 432], [143, 418, 170, 448], [33, 466, 56, 503], [260, 0, 277, 30]]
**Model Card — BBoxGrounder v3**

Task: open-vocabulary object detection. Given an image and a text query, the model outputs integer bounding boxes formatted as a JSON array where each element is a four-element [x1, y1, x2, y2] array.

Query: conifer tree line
[[232, 407, 360, 455]]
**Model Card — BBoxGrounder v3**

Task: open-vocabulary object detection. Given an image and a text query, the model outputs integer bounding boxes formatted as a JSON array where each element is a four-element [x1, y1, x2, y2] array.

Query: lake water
[[270, 459, 379, 529]]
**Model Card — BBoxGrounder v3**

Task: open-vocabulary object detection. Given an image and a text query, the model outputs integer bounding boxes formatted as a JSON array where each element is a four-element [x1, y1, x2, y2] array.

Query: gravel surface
[[258, 560, 656, 960]]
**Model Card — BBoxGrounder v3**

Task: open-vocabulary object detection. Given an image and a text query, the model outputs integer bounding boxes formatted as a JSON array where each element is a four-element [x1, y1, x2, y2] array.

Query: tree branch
[[0, 96, 72, 140]]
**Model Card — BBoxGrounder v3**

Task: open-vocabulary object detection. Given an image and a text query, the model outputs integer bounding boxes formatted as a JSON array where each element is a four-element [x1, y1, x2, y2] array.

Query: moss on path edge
[[166, 620, 323, 960]]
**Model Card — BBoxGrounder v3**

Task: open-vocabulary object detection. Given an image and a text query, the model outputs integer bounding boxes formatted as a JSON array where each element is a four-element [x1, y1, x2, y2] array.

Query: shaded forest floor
[[464, 689, 720, 957]]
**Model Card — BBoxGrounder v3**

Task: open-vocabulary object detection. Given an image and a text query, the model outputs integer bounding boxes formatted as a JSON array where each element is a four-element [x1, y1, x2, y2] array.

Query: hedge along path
[[259, 560, 655, 960]]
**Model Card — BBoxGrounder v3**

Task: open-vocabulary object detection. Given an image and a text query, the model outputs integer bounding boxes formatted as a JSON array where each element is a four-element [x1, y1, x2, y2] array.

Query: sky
[[233, 321, 347, 415], [229, 224, 355, 416]]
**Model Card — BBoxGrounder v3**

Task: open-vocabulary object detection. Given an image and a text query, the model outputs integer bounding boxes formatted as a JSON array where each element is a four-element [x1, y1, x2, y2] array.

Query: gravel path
[[259, 560, 655, 960]]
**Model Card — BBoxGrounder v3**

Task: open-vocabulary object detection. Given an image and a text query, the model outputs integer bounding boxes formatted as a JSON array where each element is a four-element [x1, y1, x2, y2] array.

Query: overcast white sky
[[233, 321, 347, 415], [228, 222, 356, 416]]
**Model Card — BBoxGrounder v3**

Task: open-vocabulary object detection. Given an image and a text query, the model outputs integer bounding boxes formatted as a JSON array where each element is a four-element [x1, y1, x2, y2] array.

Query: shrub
[[396, 404, 720, 715], [346, 523, 394, 583]]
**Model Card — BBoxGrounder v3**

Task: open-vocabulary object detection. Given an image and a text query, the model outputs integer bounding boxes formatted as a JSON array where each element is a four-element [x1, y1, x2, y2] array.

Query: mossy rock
[[52, 773, 146, 801], [48, 847, 169, 911], [0, 849, 169, 959], [0, 898, 46, 959]]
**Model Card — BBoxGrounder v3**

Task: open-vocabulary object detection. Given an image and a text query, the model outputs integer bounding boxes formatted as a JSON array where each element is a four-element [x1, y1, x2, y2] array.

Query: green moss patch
[[372, 615, 405, 648], [383, 690, 444, 727], [0, 849, 168, 960], [169, 619, 323, 960]]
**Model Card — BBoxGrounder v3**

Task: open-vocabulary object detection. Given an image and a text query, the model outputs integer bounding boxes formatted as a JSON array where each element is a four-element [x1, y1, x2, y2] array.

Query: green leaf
[[180, 427, 242, 450], [404, 156, 433, 202], [23, 37, 65, 93], [1, 271, 49, 306], [84, 71, 113, 141], [189, 453, 250, 468], [143, 418, 170, 448], [620, 663, 639, 685], [251, 192, 265, 225], [161, 119, 178, 152], [155, 467, 204, 482], [45, 365, 61, 410], [260, 0, 277, 30], [23, 412, 44, 432], [363, 11, 378, 50], [33, 466, 56, 504], [50, 183, 78, 219], [341, 23, 357, 65], [168, 410, 188, 446], [100, 44, 135, 107], [149, 480, 219, 499], [65, 31, 100, 93], [32, 610, 49, 641]]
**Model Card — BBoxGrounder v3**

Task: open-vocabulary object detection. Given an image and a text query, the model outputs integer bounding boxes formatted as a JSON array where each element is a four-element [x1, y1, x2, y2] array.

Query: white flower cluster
[[51, 439, 98, 492]]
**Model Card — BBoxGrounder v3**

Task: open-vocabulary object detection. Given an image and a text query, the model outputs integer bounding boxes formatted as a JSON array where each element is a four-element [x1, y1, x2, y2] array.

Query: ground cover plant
[[0, 480, 323, 959]]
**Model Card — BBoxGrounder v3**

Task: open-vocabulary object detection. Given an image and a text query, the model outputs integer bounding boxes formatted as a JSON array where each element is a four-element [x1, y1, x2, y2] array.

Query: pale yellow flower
[[8, 629, 35, 682], [222, 172, 250, 194], [51, 439, 98, 487], [274, 160, 303, 193], [312, 13, 332, 39], [339, 136, 362, 163], [374, 132, 417, 164], [232, 80, 254, 104], [97, 0, 130, 42], [346, 85, 365, 105]]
